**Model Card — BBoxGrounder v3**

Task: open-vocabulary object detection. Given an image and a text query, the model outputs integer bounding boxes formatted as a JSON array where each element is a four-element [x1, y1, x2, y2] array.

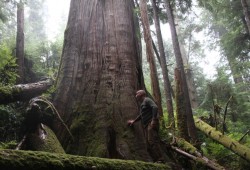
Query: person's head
[[135, 90, 146, 102]]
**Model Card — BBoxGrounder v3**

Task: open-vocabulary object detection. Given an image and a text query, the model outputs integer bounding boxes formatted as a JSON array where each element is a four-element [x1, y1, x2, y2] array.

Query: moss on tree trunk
[[175, 68, 189, 140]]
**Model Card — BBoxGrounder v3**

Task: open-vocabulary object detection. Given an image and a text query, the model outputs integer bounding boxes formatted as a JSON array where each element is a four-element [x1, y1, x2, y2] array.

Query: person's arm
[[134, 114, 142, 122], [127, 114, 141, 126]]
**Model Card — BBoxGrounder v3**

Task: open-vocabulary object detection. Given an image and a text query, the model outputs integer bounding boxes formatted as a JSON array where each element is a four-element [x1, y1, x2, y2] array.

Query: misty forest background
[[0, 0, 250, 169]]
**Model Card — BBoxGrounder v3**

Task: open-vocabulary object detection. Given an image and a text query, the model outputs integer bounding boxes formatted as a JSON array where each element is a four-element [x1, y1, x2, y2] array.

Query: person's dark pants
[[144, 120, 165, 162]]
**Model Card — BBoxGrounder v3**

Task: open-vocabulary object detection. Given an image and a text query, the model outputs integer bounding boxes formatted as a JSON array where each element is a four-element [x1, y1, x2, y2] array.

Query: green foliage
[[197, 65, 250, 126], [23, 0, 65, 81], [198, 0, 250, 88], [0, 104, 25, 142], [0, 140, 17, 149], [202, 140, 230, 159], [200, 131, 250, 169], [0, 44, 18, 85], [175, 0, 192, 14], [0, 0, 16, 23]]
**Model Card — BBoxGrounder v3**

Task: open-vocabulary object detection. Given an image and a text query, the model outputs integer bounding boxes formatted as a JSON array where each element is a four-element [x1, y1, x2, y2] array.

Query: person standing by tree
[[127, 90, 165, 163]]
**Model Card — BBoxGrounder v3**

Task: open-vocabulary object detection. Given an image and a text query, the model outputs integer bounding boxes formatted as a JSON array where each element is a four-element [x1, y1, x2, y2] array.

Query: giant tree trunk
[[164, 0, 197, 142], [139, 0, 163, 116], [195, 118, 250, 162], [54, 0, 151, 161], [150, 0, 175, 129], [16, 0, 25, 84]]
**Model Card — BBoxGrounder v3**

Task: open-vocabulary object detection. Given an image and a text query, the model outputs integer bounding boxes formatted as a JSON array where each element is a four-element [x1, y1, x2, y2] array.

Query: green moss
[[68, 104, 112, 157], [70, 113, 87, 134], [0, 149, 171, 170], [87, 140, 107, 157], [26, 125, 65, 154], [70, 105, 92, 134], [0, 141, 17, 149], [176, 138, 197, 154], [195, 118, 250, 162], [0, 86, 13, 100], [0, 85, 22, 103]]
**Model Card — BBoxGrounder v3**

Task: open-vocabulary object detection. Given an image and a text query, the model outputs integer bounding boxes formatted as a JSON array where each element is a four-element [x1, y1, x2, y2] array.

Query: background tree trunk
[[241, 0, 250, 34], [54, 0, 151, 161], [179, 45, 198, 109], [175, 68, 189, 140], [151, 0, 175, 128], [164, 0, 197, 142], [16, 0, 25, 84], [139, 0, 163, 116]]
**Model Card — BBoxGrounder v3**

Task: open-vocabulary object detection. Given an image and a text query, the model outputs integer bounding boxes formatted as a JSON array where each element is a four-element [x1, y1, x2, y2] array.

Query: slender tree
[[150, 0, 175, 128], [175, 68, 189, 140], [53, 0, 151, 161], [164, 0, 197, 141], [16, 0, 25, 83], [179, 43, 198, 109], [139, 0, 163, 116]]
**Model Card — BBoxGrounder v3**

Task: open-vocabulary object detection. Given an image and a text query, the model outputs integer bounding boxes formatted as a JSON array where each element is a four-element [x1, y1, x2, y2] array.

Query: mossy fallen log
[[0, 149, 171, 170], [171, 138, 225, 170], [172, 137, 198, 155], [195, 118, 250, 162], [171, 146, 225, 170], [0, 79, 53, 104]]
